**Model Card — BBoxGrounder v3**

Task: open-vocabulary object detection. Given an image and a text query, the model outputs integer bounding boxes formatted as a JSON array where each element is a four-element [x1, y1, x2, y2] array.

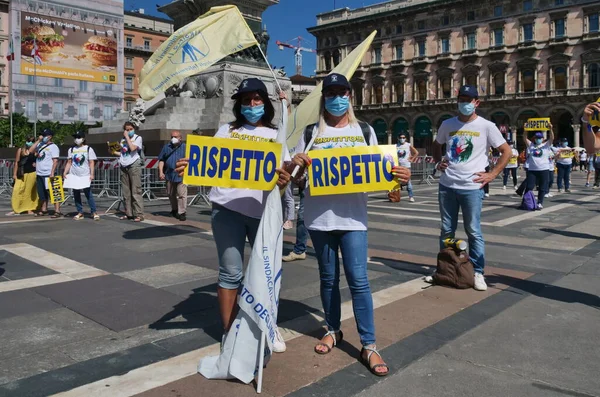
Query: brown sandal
[[314, 330, 343, 355], [360, 346, 389, 377]]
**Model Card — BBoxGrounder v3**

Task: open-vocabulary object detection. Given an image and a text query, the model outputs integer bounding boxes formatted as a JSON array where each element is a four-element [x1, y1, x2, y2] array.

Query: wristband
[[582, 117, 588, 124]]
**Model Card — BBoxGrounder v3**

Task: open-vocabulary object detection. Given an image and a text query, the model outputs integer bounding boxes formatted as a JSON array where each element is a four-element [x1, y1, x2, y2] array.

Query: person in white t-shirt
[[502, 140, 519, 190], [112, 121, 144, 222], [291, 73, 411, 377], [175, 78, 292, 353], [523, 127, 554, 209], [433, 85, 511, 291], [396, 133, 419, 202], [30, 129, 61, 217], [545, 143, 557, 198], [63, 131, 99, 221], [579, 150, 588, 172], [556, 137, 575, 193]]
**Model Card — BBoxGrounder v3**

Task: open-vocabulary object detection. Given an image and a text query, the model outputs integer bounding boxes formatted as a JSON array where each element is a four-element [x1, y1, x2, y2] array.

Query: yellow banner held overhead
[[589, 97, 600, 127], [138, 5, 258, 100], [48, 176, 64, 204], [524, 117, 551, 131], [183, 135, 282, 190], [307, 145, 399, 196]]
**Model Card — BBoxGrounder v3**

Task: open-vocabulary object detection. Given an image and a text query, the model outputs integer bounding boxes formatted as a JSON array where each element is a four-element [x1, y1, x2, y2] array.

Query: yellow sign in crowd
[[183, 136, 399, 195], [48, 176, 65, 204]]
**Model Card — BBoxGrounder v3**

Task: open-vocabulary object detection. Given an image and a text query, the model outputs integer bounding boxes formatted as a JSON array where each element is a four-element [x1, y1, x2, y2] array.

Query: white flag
[[31, 39, 43, 65], [198, 99, 287, 383]]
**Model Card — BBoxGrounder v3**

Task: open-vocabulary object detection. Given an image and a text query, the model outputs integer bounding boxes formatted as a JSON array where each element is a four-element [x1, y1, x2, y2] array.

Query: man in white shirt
[[30, 129, 61, 217], [433, 85, 511, 291], [396, 133, 419, 202]]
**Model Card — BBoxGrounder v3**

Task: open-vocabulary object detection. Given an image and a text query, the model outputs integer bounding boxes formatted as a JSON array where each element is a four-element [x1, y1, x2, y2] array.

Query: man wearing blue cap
[[30, 129, 62, 217], [433, 85, 511, 291]]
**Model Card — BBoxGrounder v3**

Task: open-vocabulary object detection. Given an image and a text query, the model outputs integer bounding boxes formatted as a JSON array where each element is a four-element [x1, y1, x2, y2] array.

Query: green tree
[[0, 113, 34, 148]]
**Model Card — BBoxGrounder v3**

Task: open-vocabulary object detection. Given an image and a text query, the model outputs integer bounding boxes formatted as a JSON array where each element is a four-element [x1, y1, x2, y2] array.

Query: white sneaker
[[282, 251, 306, 262], [536, 203, 544, 210], [474, 273, 487, 291], [514, 185, 518, 190], [544, 193, 549, 198], [502, 185, 506, 190], [484, 193, 490, 198], [283, 220, 293, 230], [409, 197, 415, 202], [273, 327, 286, 353], [546, 192, 554, 198]]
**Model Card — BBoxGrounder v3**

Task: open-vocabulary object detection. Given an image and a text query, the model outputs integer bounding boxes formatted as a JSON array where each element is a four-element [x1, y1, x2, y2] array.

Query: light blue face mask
[[458, 102, 476, 116], [25, 142, 33, 148], [325, 95, 350, 117], [241, 104, 265, 124], [535, 138, 543, 145], [399, 138, 406, 144], [128, 131, 135, 138], [561, 142, 568, 147], [42, 136, 50, 143]]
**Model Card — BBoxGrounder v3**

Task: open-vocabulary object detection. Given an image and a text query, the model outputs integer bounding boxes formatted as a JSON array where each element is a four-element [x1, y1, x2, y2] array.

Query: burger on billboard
[[20, 12, 119, 84]]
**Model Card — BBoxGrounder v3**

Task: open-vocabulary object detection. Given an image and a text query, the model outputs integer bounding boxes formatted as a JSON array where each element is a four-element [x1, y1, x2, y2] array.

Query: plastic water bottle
[[444, 238, 468, 251]]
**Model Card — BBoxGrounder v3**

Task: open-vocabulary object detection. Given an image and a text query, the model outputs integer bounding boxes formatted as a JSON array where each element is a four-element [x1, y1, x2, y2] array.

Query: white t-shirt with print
[[435, 116, 506, 190], [526, 141, 552, 171], [36, 143, 59, 176], [548, 146, 558, 170], [209, 124, 290, 219], [67, 145, 97, 177], [294, 123, 378, 232], [556, 146, 574, 165], [118, 135, 143, 167], [396, 142, 413, 168], [505, 148, 519, 169]]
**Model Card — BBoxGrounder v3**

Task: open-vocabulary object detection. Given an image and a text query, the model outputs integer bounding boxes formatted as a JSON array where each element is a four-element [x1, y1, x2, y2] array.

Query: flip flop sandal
[[51, 212, 64, 219], [73, 214, 84, 220], [35, 211, 48, 217], [360, 346, 389, 377], [314, 330, 343, 355], [119, 215, 131, 220]]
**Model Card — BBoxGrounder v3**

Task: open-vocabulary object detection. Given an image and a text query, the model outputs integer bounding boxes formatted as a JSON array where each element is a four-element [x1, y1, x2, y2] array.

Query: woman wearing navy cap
[[522, 126, 554, 209], [291, 73, 411, 377]]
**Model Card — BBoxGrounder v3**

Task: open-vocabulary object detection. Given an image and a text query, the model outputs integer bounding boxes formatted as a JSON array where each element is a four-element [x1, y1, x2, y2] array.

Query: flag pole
[[9, 33, 13, 147], [256, 43, 282, 93], [33, 44, 37, 137], [256, 331, 266, 393]]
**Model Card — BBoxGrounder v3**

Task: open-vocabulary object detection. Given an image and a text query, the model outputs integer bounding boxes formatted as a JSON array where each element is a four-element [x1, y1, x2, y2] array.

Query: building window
[[373, 48, 382, 64], [104, 105, 113, 120], [105, 84, 113, 91], [467, 11, 475, 21], [554, 18, 565, 38], [465, 74, 478, 86], [417, 40, 426, 57], [441, 16, 449, 26], [79, 104, 88, 120], [126, 37, 132, 47], [27, 75, 34, 85], [440, 37, 450, 54], [395, 81, 404, 102], [54, 78, 62, 87], [27, 100, 35, 118], [589, 13, 599, 33], [417, 21, 425, 30], [417, 79, 427, 101], [332, 50, 341, 66], [441, 77, 452, 98], [493, 73, 505, 95], [493, 28, 504, 46], [126, 57, 133, 69], [523, 0, 533, 12], [466, 32, 476, 50], [126, 101, 133, 112], [523, 23, 534, 42], [396, 24, 403, 34], [373, 84, 383, 104], [554, 66, 567, 90], [324, 52, 331, 70], [522, 69, 535, 92], [125, 76, 134, 91], [395, 45, 403, 61], [589, 63, 600, 88], [144, 40, 151, 50], [555, 0, 563, 4], [54, 102, 63, 119], [494, 6, 503, 17], [80, 81, 88, 91]]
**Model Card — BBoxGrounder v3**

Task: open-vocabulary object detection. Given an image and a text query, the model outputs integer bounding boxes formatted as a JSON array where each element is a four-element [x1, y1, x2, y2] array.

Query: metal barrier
[[410, 156, 437, 185]]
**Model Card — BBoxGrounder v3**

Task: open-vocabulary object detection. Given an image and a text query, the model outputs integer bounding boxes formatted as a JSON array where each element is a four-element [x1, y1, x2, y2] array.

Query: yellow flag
[[138, 5, 258, 100], [286, 31, 377, 149]]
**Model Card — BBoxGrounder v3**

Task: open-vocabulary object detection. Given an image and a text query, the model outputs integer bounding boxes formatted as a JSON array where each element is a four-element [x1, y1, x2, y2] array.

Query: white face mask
[[74, 138, 83, 145], [171, 137, 180, 145]]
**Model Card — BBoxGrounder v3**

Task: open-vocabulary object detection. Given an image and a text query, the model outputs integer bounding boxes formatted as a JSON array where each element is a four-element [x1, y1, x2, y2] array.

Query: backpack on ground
[[432, 247, 475, 289], [520, 191, 537, 211], [304, 120, 371, 147]]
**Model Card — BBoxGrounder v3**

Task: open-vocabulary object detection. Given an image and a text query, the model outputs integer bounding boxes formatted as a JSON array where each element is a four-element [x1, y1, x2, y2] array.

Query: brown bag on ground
[[388, 189, 401, 202], [432, 247, 475, 289]]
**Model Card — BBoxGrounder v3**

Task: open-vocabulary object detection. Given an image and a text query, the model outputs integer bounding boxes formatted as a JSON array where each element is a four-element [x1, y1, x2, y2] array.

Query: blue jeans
[[211, 204, 260, 289], [36, 175, 50, 202], [406, 180, 414, 198], [503, 168, 517, 187], [293, 186, 308, 254], [438, 184, 485, 274], [309, 229, 375, 346], [556, 163, 571, 190], [74, 188, 97, 213]]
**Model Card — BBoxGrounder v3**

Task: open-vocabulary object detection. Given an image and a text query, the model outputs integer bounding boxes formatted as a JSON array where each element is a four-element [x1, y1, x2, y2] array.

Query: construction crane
[[275, 36, 316, 76]]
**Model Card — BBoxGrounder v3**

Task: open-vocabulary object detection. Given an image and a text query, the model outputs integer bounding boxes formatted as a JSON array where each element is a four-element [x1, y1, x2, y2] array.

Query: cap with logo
[[72, 131, 85, 138], [322, 73, 351, 92], [458, 85, 479, 99], [42, 129, 54, 137], [231, 78, 268, 99], [533, 132, 544, 138], [560, 137, 568, 142]]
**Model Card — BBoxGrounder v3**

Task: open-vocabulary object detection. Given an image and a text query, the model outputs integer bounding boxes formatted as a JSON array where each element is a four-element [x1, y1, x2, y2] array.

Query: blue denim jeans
[[438, 184, 485, 274], [74, 188, 97, 214], [556, 163, 571, 190], [406, 180, 414, 198], [293, 186, 308, 254], [309, 229, 375, 346], [211, 204, 260, 289]]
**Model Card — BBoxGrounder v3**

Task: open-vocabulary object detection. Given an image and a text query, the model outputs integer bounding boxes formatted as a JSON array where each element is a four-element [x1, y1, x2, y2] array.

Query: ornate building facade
[[309, 0, 600, 152]]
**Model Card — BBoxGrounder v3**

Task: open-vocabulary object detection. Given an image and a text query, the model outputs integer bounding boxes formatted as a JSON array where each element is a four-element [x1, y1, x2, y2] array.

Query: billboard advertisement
[[20, 12, 118, 84]]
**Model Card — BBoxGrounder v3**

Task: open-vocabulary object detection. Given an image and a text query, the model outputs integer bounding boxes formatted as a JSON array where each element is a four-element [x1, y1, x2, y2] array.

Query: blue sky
[[125, 0, 382, 76]]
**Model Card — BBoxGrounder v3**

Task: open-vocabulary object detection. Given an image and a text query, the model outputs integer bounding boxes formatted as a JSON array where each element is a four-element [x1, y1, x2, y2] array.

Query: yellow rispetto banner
[[48, 176, 64, 204], [286, 31, 377, 149], [183, 135, 282, 190], [138, 5, 258, 100], [524, 117, 551, 131], [307, 145, 399, 196], [590, 97, 600, 127]]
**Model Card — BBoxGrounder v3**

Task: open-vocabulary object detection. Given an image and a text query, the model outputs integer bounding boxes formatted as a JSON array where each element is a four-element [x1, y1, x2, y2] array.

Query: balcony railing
[[94, 89, 124, 100], [125, 44, 155, 52], [13, 83, 75, 95]]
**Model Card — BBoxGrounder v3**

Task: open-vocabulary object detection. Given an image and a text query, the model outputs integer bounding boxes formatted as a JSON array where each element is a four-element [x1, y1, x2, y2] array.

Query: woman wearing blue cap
[[556, 137, 575, 193], [522, 126, 554, 209], [291, 73, 411, 377]]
